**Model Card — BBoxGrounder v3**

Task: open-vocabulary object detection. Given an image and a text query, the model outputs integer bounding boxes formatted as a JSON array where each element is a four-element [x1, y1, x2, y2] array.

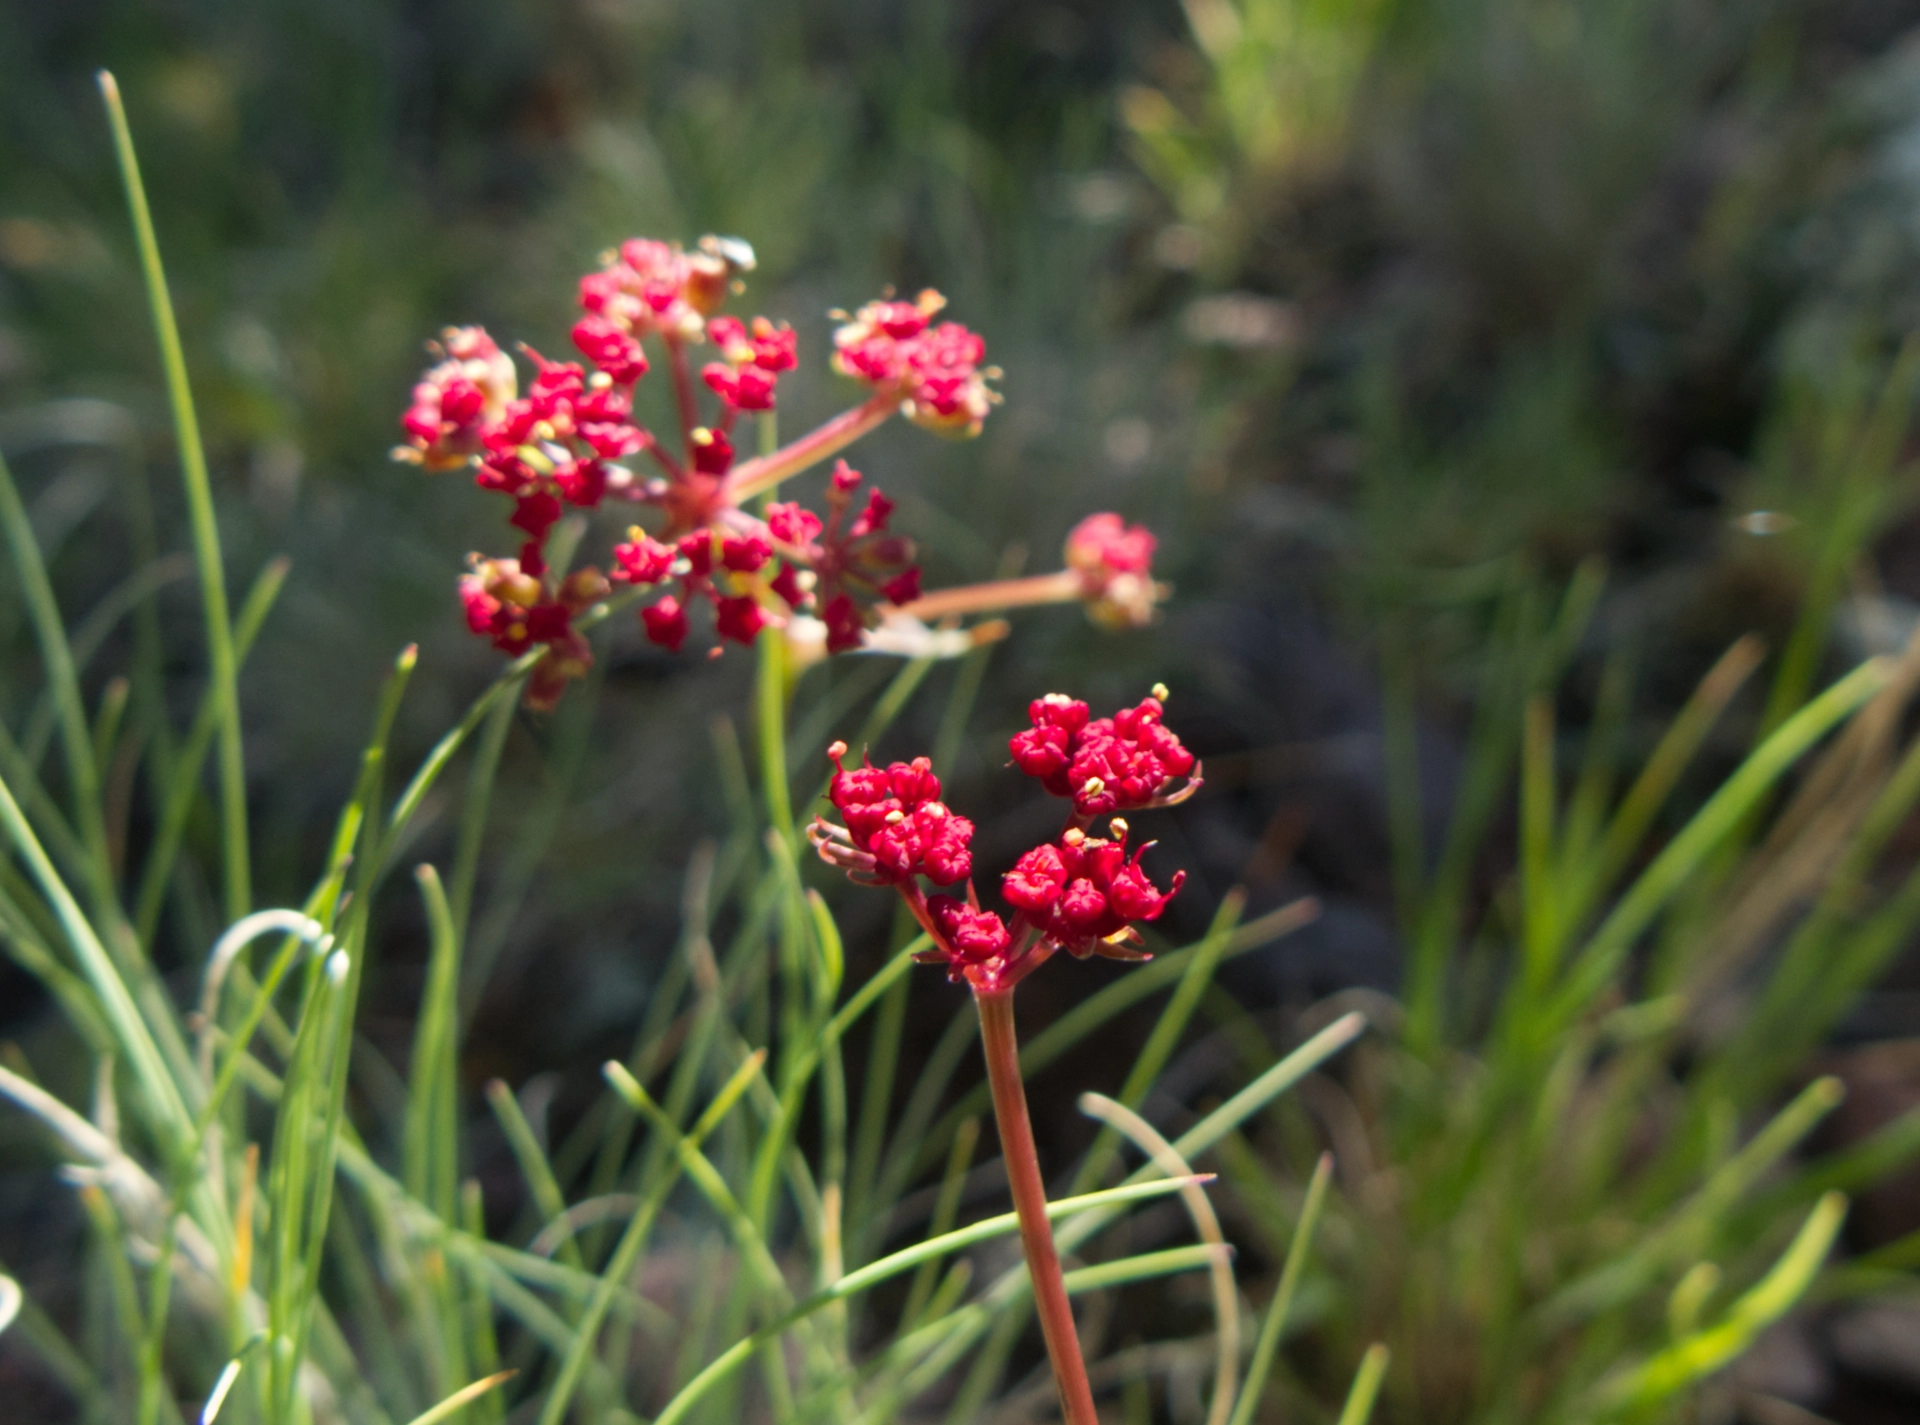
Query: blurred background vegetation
[[12, 0, 1920, 1419]]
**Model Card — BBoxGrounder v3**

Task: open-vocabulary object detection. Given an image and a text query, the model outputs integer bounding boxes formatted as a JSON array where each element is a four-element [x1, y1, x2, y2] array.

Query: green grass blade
[[1059, 1243, 1228, 1293], [1076, 888, 1243, 1192], [406, 866, 463, 1222], [483, 1079, 579, 1270], [650, 1176, 1210, 1425], [0, 769, 187, 1145], [132, 556, 289, 948], [19, 553, 191, 774], [99, 71, 250, 924], [447, 688, 514, 947], [757, 625, 796, 843], [1590, 1193, 1846, 1416], [901, 1117, 979, 1328], [534, 1049, 765, 1425], [0, 446, 112, 900], [912, 897, 1319, 1180], [1228, 1152, 1334, 1425], [1335, 1344, 1390, 1425]]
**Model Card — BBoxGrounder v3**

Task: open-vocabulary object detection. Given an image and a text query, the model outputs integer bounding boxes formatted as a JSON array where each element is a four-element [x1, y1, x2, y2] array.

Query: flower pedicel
[[396, 235, 1168, 706], [810, 686, 1200, 1423]]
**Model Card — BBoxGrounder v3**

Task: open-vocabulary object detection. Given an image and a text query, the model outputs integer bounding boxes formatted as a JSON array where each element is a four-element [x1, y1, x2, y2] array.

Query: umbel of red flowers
[[394, 235, 1167, 707], [809, 687, 1200, 1425]]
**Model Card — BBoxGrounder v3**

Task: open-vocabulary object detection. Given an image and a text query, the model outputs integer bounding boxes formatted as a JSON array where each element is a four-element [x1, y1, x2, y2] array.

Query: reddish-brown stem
[[895, 569, 1083, 621], [724, 393, 897, 501], [974, 987, 1099, 1425], [897, 882, 942, 944], [665, 335, 701, 454], [641, 432, 687, 483]]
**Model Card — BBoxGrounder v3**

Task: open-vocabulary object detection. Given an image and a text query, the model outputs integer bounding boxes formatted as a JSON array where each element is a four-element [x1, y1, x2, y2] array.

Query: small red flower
[[702, 361, 779, 411], [613, 530, 676, 586], [713, 594, 769, 646], [571, 314, 649, 384], [642, 595, 690, 652], [927, 896, 1012, 966], [766, 502, 823, 547]]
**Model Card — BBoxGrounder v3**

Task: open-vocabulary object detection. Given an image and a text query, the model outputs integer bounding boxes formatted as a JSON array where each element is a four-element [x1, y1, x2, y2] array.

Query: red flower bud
[[642, 596, 689, 651]]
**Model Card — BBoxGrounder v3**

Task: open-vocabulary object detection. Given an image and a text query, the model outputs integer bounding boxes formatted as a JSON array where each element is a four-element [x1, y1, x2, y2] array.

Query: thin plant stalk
[[973, 987, 1099, 1425]]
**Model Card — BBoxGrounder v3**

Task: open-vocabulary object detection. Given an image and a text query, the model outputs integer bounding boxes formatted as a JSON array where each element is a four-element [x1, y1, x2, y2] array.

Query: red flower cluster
[[576, 235, 739, 346], [396, 234, 1004, 702], [832, 290, 1000, 437], [459, 558, 610, 709], [1008, 688, 1200, 818], [813, 743, 976, 887], [1001, 822, 1183, 957], [702, 315, 799, 412], [399, 327, 517, 471], [1063, 513, 1165, 630], [810, 687, 1194, 996]]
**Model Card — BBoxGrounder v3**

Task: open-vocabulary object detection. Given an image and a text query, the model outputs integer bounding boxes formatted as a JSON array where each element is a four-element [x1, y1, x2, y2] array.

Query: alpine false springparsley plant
[[810, 687, 1200, 1425], [395, 235, 1167, 705]]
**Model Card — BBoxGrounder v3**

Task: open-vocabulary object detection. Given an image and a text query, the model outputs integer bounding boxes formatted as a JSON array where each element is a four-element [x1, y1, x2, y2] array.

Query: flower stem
[[973, 987, 1099, 1425], [896, 569, 1083, 621], [724, 393, 896, 501], [665, 334, 701, 453]]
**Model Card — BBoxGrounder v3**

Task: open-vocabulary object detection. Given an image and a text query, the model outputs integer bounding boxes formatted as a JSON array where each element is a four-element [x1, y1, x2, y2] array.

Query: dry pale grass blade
[[1686, 623, 1920, 1016], [1079, 1092, 1239, 1425], [400, 1370, 517, 1425]]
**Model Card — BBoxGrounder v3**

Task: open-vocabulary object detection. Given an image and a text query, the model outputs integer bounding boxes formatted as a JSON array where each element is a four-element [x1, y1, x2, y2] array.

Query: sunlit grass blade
[[100, 71, 250, 924], [0, 770, 188, 1144], [1539, 1075, 1844, 1326], [1589, 1193, 1847, 1417], [1336, 1344, 1390, 1425], [400, 1370, 517, 1425], [1079, 1093, 1237, 1425]]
